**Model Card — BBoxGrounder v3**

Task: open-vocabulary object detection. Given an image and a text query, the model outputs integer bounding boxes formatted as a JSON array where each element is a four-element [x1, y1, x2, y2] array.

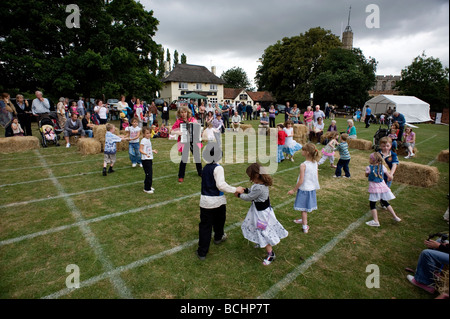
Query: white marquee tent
[[363, 95, 432, 123]]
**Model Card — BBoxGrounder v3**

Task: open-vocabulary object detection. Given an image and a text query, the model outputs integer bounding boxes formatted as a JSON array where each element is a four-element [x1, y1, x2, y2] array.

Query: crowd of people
[[2, 93, 446, 295]]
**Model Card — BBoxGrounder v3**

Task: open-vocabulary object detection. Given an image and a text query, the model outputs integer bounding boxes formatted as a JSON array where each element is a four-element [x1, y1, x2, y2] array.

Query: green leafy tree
[[221, 67, 251, 90], [396, 52, 449, 112], [0, 0, 161, 100], [255, 27, 342, 104], [173, 50, 179, 69], [180, 53, 187, 64], [312, 47, 377, 107]]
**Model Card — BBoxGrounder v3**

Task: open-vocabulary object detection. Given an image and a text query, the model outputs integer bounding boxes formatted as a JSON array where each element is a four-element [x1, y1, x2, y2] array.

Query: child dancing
[[237, 163, 288, 265], [365, 152, 402, 227], [288, 143, 321, 233], [318, 131, 339, 168]]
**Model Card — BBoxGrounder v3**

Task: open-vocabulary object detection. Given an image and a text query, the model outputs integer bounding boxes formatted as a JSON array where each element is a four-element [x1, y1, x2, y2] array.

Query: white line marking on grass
[[1, 166, 299, 246], [41, 198, 296, 299], [257, 156, 439, 299], [34, 150, 134, 299]]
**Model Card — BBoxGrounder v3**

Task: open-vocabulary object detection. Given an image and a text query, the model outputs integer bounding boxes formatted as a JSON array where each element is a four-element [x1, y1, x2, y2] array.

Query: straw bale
[[293, 134, 308, 146], [394, 161, 439, 188], [437, 150, 449, 163], [320, 131, 337, 144], [78, 138, 102, 155], [69, 135, 81, 145], [240, 124, 253, 132], [347, 138, 373, 150], [396, 146, 418, 157], [293, 124, 308, 136], [0, 136, 40, 153], [93, 125, 107, 150], [116, 138, 129, 152]]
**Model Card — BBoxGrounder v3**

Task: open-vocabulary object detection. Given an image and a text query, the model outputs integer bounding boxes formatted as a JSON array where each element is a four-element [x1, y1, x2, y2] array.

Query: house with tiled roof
[[224, 88, 275, 109], [159, 64, 226, 105]]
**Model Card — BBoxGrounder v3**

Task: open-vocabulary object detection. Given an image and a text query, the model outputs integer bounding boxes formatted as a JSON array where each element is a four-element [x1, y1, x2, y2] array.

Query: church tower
[[342, 6, 353, 50]]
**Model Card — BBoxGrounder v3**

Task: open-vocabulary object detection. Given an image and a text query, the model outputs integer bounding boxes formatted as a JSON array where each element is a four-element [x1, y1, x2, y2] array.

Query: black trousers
[[178, 144, 202, 178], [142, 159, 153, 191], [197, 205, 226, 257], [269, 117, 275, 127], [335, 159, 351, 177]]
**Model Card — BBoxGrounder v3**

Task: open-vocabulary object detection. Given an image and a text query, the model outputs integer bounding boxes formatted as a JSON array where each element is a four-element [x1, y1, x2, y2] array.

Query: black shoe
[[196, 250, 206, 261], [102, 168, 107, 176], [108, 167, 115, 173]]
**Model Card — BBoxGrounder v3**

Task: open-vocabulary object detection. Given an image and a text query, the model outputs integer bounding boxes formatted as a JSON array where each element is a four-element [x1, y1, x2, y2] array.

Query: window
[[209, 98, 218, 105], [196, 83, 202, 90], [179, 82, 188, 89], [210, 84, 218, 91]]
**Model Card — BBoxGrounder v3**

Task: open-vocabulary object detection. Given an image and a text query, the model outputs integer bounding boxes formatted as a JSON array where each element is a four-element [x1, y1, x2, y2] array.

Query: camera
[[427, 232, 449, 242]]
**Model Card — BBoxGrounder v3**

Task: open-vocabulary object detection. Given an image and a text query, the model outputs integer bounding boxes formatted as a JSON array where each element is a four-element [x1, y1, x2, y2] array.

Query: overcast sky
[[142, 0, 449, 87]]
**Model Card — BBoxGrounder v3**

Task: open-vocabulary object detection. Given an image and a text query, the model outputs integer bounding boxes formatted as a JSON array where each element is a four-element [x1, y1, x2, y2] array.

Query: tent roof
[[178, 92, 208, 99], [365, 95, 430, 108], [364, 95, 432, 123]]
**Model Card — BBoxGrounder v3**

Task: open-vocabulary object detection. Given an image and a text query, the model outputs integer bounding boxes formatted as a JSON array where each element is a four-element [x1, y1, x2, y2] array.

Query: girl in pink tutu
[[365, 152, 402, 227], [318, 131, 339, 168]]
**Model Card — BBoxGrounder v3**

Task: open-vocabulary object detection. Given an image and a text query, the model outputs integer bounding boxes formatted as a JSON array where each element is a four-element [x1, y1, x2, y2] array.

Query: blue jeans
[[129, 143, 142, 164], [85, 129, 93, 138], [415, 249, 449, 285], [335, 159, 350, 177], [277, 144, 285, 162]]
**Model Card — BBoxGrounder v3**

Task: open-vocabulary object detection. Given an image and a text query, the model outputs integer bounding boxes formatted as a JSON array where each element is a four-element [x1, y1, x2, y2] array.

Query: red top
[[278, 130, 288, 145]]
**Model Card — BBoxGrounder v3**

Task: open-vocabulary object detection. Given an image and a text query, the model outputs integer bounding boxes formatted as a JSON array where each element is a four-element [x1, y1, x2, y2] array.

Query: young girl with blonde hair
[[288, 143, 321, 233], [365, 152, 402, 227]]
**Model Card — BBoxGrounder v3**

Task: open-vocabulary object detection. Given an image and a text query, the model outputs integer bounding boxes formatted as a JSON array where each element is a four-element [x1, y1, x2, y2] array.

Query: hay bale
[[320, 131, 336, 144], [396, 146, 418, 157], [294, 134, 308, 146], [78, 138, 102, 155], [347, 138, 373, 150], [0, 136, 40, 153], [293, 124, 308, 135], [69, 135, 81, 145], [437, 150, 449, 163], [116, 138, 129, 152], [394, 161, 439, 188], [93, 125, 107, 150], [240, 124, 253, 132]]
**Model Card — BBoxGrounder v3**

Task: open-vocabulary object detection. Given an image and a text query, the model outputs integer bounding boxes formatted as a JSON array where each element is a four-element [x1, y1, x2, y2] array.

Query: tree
[[255, 27, 342, 104], [395, 52, 449, 112], [221, 67, 251, 90], [0, 0, 162, 100], [312, 48, 377, 107], [181, 53, 187, 64], [173, 50, 179, 69]]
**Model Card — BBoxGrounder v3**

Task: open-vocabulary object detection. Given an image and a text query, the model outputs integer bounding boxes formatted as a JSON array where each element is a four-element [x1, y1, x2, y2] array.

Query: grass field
[[0, 114, 448, 299]]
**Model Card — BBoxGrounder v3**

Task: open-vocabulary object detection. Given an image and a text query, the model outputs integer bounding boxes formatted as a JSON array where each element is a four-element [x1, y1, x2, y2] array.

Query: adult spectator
[[32, 90, 51, 121], [198, 101, 206, 126], [268, 104, 276, 128], [346, 119, 357, 139], [188, 99, 196, 118], [289, 104, 301, 124], [284, 101, 291, 122], [246, 103, 253, 121], [231, 111, 241, 132], [77, 97, 86, 118], [259, 112, 270, 134], [324, 102, 330, 119], [56, 97, 67, 130], [14, 94, 32, 136], [364, 105, 372, 128], [303, 105, 314, 133], [64, 113, 85, 147], [148, 101, 158, 124], [392, 111, 406, 140], [221, 102, 230, 129], [252, 103, 259, 120], [310, 116, 324, 143], [161, 101, 170, 126], [0, 93, 17, 137], [313, 105, 325, 123], [406, 238, 449, 294], [97, 100, 109, 124], [82, 112, 95, 138]]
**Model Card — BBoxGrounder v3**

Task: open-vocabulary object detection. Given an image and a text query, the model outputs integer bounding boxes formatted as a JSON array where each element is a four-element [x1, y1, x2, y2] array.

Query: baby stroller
[[372, 125, 390, 151], [39, 113, 62, 147]]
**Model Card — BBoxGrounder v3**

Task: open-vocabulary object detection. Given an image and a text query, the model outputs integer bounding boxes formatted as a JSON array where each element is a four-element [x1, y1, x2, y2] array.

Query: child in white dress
[[288, 143, 321, 233], [238, 163, 288, 266]]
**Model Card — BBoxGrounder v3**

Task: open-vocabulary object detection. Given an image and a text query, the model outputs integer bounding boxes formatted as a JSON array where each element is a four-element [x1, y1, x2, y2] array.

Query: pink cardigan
[[172, 117, 203, 152]]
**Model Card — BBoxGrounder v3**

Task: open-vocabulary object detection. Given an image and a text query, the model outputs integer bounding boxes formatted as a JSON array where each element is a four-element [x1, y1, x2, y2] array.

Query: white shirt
[[99, 106, 108, 119], [199, 165, 237, 209], [140, 138, 153, 160], [299, 160, 320, 191], [126, 125, 141, 143]]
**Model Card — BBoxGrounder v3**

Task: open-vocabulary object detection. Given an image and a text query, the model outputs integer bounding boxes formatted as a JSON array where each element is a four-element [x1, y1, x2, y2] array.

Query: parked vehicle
[[276, 104, 286, 114]]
